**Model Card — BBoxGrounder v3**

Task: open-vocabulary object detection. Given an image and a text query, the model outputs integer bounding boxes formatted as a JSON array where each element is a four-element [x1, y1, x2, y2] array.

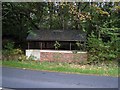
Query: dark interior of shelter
[[28, 41, 86, 51]]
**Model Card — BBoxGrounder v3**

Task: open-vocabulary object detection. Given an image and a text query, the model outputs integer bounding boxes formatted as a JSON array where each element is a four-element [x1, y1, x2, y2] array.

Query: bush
[[4, 41, 14, 50], [2, 41, 38, 62], [87, 34, 119, 65], [18, 55, 27, 61], [2, 48, 25, 61], [2, 41, 27, 61]]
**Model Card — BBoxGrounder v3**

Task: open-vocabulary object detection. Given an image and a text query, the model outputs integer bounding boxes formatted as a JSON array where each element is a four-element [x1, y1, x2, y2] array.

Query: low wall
[[40, 50, 87, 63], [26, 50, 87, 63]]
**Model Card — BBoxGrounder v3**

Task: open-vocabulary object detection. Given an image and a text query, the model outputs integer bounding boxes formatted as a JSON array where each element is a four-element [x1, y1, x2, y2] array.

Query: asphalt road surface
[[1, 67, 118, 88]]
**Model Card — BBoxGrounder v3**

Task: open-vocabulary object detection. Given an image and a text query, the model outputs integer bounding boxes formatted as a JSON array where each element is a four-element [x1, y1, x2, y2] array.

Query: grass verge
[[2, 60, 118, 77]]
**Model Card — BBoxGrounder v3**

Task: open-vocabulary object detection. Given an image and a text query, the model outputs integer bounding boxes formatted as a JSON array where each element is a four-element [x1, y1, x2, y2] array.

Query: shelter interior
[[27, 41, 86, 51]]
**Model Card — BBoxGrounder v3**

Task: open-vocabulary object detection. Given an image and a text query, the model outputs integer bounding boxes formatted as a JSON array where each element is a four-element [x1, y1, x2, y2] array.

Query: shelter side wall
[[26, 50, 40, 60]]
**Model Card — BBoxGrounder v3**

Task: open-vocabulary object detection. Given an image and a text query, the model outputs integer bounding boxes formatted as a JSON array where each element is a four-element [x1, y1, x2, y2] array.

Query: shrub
[[2, 41, 27, 61], [2, 48, 25, 61], [87, 33, 119, 65], [18, 55, 27, 61], [4, 42, 14, 50]]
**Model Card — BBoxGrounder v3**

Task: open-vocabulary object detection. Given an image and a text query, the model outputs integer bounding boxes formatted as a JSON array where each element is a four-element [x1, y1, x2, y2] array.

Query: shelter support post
[[40, 42, 42, 50], [28, 42, 29, 49], [84, 42, 86, 51], [70, 42, 71, 50]]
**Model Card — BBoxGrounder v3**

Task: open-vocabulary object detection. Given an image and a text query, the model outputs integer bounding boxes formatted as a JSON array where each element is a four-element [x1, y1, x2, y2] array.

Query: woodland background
[[2, 2, 120, 64]]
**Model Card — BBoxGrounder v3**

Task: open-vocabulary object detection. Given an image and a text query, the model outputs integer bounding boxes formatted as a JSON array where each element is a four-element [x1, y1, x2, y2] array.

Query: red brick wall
[[40, 51, 87, 63]]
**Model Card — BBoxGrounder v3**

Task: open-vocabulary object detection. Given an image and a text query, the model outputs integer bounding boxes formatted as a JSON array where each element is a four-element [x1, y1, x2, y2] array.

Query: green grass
[[1, 60, 118, 77]]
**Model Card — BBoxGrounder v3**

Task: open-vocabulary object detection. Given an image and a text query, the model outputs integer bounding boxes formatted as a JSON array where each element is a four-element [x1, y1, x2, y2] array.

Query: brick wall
[[40, 50, 87, 63]]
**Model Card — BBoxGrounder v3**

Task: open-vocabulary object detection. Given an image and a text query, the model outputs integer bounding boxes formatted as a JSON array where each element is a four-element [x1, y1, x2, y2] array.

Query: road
[[1, 67, 118, 88]]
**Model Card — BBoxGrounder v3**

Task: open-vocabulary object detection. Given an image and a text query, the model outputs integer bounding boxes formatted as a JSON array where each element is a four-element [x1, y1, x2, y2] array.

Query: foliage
[[54, 41, 61, 50], [4, 41, 14, 50], [85, 2, 120, 64], [18, 55, 27, 62], [2, 41, 26, 61], [87, 32, 119, 65], [76, 41, 84, 51], [2, 2, 120, 64], [2, 49, 23, 61]]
